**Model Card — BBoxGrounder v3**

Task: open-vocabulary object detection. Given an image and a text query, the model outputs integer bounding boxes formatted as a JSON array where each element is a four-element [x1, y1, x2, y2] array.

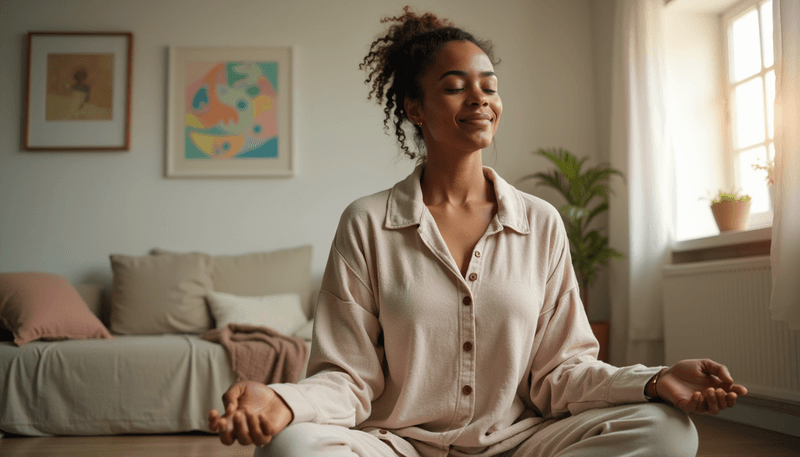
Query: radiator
[[663, 256, 800, 403]]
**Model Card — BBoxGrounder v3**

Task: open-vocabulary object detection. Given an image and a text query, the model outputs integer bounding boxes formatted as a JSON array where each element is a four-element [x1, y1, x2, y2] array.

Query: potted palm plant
[[518, 148, 625, 362]]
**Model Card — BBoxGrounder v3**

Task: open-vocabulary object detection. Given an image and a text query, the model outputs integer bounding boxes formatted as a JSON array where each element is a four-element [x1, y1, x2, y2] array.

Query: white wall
[[0, 0, 601, 305]]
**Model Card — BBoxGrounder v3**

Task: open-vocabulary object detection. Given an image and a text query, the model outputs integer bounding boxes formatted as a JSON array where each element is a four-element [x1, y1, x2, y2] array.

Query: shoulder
[[517, 190, 563, 228], [338, 189, 392, 228]]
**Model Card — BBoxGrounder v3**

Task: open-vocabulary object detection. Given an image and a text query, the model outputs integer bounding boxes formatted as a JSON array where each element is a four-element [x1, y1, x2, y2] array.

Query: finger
[[731, 384, 748, 396], [715, 388, 728, 411], [217, 417, 235, 445], [233, 413, 253, 446], [694, 392, 708, 414], [705, 387, 720, 415], [726, 391, 738, 408], [209, 409, 220, 431], [246, 411, 269, 447]]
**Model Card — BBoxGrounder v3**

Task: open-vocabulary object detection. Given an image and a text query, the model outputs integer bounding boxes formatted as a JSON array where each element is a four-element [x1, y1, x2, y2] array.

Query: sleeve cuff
[[268, 383, 318, 426], [607, 365, 666, 403]]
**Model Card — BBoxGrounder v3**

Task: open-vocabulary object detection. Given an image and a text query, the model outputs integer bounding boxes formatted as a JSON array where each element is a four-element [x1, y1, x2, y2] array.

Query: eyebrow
[[438, 70, 497, 80]]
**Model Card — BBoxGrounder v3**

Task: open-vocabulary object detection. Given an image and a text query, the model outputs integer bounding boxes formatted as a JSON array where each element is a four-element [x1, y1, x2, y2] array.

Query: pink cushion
[[0, 272, 113, 346]]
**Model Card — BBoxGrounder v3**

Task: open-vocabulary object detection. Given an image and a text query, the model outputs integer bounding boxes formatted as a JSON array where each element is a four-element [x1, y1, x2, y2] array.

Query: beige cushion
[[0, 272, 113, 346], [75, 283, 103, 318], [151, 245, 313, 317], [109, 253, 213, 334]]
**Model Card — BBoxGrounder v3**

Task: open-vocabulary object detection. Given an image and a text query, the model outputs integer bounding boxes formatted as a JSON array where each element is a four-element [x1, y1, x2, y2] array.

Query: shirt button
[[468, 273, 478, 281], [462, 385, 473, 395], [463, 341, 473, 352], [474, 251, 481, 258], [462, 296, 472, 306], [379, 429, 387, 434]]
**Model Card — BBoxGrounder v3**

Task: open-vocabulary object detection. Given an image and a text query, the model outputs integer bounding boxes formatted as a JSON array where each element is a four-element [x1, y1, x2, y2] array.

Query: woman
[[209, 8, 747, 457]]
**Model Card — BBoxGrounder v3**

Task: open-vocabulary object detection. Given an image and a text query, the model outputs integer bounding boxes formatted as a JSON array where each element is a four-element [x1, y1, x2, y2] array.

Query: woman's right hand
[[208, 381, 294, 446]]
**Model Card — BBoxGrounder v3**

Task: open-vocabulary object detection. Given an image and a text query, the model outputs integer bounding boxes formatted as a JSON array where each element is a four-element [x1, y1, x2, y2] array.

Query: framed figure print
[[25, 32, 133, 151], [167, 46, 293, 178]]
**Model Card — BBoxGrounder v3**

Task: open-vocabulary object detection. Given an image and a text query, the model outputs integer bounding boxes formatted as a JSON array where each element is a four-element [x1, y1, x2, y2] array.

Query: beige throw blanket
[[201, 324, 309, 384]]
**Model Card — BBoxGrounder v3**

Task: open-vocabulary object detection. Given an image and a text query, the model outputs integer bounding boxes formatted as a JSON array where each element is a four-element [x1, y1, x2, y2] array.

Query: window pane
[[766, 70, 775, 139], [731, 8, 762, 82], [734, 77, 766, 148], [761, 0, 774, 68], [738, 146, 770, 214]]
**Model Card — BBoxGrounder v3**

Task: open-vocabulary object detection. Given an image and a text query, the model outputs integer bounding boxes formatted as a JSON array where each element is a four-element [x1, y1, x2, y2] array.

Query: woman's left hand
[[655, 358, 748, 414]]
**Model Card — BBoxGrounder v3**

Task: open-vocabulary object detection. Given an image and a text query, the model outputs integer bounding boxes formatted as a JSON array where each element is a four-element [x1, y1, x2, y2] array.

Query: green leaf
[[559, 204, 588, 224]]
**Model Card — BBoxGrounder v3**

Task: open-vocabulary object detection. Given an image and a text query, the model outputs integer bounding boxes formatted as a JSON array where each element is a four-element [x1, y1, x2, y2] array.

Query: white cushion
[[205, 291, 308, 335]]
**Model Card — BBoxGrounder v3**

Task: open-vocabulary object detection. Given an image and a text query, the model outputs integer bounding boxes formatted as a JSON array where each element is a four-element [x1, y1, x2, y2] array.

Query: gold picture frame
[[25, 32, 133, 151]]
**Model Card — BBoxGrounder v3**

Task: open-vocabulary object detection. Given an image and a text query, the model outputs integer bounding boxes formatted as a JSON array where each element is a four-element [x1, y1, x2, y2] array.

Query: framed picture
[[167, 46, 293, 178], [25, 32, 133, 151]]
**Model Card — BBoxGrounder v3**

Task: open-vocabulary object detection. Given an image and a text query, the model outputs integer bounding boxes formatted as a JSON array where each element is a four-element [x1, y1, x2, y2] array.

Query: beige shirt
[[271, 166, 659, 457]]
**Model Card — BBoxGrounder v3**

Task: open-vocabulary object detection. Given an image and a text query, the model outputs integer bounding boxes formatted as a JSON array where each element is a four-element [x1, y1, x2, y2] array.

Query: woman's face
[[409, 40, 502, 154]]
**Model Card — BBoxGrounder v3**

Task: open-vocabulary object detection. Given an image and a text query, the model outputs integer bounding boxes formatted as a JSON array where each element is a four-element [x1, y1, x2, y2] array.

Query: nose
[[467, 86, 488, 106]]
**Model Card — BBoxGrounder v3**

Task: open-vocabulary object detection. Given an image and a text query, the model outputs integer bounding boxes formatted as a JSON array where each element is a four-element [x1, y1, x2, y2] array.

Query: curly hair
[[359, 7, 499, 160]]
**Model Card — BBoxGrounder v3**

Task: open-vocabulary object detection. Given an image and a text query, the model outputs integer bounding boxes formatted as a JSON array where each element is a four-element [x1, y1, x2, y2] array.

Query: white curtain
[[608, 0, 674, 366], [770, 0, 800, 331]]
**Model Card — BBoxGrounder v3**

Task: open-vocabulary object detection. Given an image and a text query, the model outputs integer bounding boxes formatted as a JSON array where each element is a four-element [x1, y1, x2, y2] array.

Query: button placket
[[456, 283, 477, 427]]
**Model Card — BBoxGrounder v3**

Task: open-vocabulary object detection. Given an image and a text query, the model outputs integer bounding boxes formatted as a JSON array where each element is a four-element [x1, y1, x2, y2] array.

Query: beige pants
[[255, 403, 698, 457]]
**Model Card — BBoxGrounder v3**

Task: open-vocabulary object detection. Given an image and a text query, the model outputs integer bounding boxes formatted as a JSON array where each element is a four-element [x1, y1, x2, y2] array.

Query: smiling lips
[[459, 113, 493, 125]]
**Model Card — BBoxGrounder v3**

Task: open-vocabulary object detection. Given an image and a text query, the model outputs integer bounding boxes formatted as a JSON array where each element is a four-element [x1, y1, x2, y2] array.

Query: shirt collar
[[384, 164, 531, 234]]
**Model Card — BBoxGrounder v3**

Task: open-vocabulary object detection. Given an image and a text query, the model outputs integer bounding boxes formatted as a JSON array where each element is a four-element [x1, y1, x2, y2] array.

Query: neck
[[421, 149, 492, 206]]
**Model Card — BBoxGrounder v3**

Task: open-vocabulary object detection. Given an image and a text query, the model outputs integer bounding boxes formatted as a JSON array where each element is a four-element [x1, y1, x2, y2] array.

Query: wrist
[[645, 368, 665, 401]]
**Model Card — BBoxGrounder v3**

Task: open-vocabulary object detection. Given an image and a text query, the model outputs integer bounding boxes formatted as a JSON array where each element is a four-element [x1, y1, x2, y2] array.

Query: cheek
[[492, 100, 503, 131]]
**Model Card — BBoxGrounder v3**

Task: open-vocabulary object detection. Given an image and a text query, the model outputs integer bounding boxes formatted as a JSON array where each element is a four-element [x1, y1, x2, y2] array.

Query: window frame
[[721, 0, 774, 228]]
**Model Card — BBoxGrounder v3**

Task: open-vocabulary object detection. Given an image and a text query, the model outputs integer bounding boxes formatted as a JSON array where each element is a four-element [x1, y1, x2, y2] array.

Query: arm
[[209, 204, 385, 444], [527, 211, 747, 418], [527, 214, 660, 418]]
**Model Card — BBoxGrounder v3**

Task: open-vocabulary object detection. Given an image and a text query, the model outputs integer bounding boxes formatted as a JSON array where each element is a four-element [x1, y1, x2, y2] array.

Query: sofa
[[0, 245, 314, 437]]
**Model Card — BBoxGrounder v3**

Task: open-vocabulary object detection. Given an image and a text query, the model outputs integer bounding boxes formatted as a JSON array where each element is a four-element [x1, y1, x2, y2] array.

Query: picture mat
[[27, 34, 130, 148]]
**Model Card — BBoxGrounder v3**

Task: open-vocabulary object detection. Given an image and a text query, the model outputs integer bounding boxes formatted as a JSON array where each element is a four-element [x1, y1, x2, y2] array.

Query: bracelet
[[646, 368, 664, 402]]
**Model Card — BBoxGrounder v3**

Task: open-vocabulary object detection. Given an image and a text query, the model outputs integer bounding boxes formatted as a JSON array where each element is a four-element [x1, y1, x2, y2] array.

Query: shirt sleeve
[[526, 213, 661, 418], [269, 207, 385, 428]]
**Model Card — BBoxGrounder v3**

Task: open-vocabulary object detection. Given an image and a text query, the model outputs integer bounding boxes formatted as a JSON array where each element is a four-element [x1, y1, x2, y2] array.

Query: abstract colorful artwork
[[184, 61, 278, 159], [25, 32, 132, 151], [168, 47, 292, 177]]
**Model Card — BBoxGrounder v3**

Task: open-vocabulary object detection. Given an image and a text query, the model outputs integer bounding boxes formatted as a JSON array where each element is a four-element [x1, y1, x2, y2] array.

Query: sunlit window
[[724, 0, 774, 223]]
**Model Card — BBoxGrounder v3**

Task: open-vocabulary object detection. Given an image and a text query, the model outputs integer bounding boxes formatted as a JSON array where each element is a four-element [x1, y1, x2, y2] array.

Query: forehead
[[428, 40, 494, 76]]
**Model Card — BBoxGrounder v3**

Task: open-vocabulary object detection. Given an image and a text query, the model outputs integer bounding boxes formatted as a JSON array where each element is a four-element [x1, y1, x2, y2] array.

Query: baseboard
[[713, 394, 800, 438]]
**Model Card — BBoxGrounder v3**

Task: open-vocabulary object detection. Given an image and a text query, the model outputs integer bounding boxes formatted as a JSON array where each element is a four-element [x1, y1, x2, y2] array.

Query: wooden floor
[[1, 415, 799, 456]]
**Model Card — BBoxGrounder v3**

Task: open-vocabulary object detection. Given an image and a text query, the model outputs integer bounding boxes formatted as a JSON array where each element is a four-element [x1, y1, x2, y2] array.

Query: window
[[722, 0, 774, 227]]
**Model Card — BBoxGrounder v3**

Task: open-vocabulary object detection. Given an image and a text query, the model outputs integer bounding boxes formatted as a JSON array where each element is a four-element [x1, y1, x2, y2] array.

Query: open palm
[[208, 381, 293, 446], [657, 359, 748, 415]]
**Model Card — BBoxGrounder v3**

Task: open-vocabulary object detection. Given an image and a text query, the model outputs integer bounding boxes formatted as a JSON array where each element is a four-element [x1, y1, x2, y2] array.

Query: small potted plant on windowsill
[[518, 148, 625, 362], [707, 191, 752, 232]]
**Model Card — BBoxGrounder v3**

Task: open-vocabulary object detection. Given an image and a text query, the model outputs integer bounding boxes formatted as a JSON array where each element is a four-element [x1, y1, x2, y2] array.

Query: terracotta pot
[[590, 321, 610, 362], [710, 200, 751, 232]]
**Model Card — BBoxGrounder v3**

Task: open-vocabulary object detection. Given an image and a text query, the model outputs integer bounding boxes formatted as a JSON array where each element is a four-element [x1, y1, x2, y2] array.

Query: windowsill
[[671, 226, 772, 264]]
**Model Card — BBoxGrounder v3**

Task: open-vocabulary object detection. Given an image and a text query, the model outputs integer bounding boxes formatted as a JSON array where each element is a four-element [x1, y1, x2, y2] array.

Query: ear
[[404, 98, 423, 126]]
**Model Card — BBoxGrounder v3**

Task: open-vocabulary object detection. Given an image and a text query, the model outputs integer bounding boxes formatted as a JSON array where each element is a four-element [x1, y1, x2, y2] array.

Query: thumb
[[701, 359, 734, 387], [222, 382, 246, 415]]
